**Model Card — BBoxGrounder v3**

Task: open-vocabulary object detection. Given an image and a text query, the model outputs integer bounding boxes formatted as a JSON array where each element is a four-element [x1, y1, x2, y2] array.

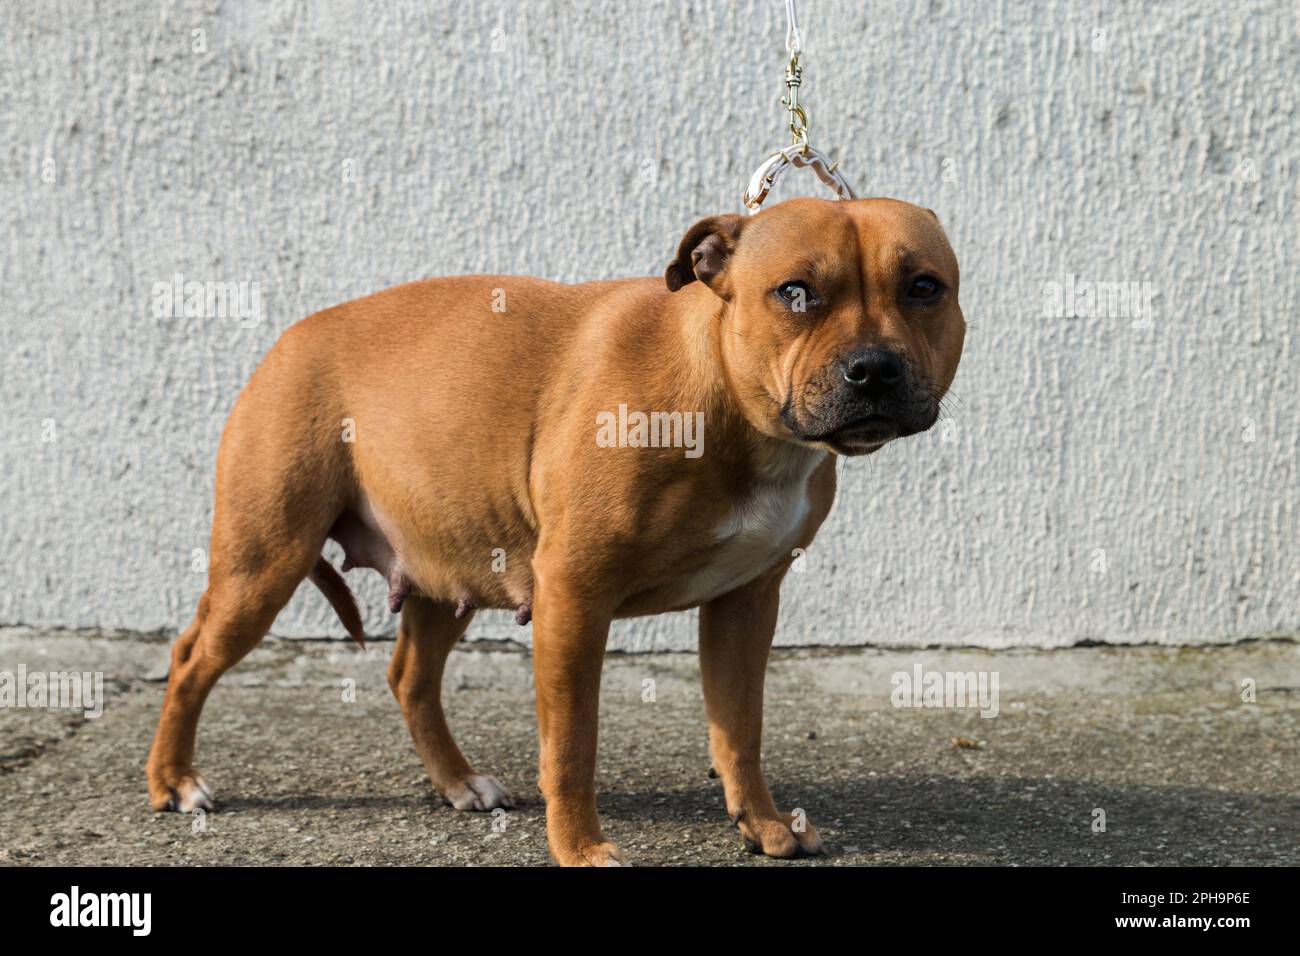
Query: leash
[[742, 0, 856, 213]]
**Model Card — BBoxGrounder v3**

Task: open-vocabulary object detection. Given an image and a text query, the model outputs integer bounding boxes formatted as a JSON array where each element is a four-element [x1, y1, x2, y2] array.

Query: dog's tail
[[308, 556, 366, 649]]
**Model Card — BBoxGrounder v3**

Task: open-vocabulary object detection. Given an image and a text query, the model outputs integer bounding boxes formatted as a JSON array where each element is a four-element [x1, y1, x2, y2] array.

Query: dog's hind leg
[[145, 540, 321, 812], [147, 332, 352, 812], [388, 595, 515, 811]]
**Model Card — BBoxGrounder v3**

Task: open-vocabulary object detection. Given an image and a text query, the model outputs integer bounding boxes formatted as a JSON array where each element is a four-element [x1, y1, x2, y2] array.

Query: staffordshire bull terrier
[[146, 196, 966, 865]]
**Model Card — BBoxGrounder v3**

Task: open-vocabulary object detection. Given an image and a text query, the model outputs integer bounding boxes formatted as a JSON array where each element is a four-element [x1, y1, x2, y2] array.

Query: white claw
[[176, 776, 214, 813], [445, 774, 514, 812]]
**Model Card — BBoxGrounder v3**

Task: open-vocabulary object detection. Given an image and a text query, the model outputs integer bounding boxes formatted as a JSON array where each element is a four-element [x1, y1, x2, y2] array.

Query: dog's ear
[[664, 214, 745, 297]]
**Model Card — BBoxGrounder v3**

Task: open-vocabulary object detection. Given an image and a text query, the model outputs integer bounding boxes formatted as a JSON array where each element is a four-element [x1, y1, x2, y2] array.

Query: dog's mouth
[[825, 415, 899, 449], [777, 371, 943, 455], [800, 414, 900, 455], [781, 397, 939, 456], [780, 403, 900, 452]]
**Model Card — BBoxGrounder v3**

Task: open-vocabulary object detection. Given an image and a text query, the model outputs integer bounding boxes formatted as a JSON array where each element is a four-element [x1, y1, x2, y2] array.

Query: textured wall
[[1, 0, 1295, 649]]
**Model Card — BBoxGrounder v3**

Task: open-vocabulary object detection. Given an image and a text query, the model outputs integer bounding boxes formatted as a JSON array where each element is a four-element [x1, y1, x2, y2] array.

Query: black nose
[[841, 348, 905, 396]]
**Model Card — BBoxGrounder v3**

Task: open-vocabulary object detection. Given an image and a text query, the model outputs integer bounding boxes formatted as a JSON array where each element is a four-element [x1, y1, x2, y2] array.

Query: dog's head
[[666, 197, 965, 455]]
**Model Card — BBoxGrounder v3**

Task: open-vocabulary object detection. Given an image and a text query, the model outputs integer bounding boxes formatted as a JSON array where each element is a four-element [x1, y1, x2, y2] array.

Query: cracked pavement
[[0, 628, 1296, 866]]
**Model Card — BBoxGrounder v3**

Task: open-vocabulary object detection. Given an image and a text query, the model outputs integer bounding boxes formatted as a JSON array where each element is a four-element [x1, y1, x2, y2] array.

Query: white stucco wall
[[1, 1, 1295, 649]]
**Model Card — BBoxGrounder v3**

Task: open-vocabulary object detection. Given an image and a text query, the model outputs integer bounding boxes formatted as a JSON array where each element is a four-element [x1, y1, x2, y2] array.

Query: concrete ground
[[0, 628, 1296, 866]]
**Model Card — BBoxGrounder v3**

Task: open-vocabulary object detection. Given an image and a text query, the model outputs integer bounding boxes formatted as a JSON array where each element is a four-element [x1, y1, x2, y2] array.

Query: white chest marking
[[674, 449, 824, 607]]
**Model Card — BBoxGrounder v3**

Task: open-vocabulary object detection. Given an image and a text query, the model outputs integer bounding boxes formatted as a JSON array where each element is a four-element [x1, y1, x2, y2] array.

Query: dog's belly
[[334, 436, 823, 622], [327, 491, 537, 620]]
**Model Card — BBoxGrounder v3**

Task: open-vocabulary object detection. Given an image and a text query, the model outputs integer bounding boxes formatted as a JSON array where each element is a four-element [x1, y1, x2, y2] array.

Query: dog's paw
[[148, 769, 214, 814], [552, 840, 626, 867], [733, 809, 825, 859], [579, 841, 627, 867], [440, 773, 515, 812]]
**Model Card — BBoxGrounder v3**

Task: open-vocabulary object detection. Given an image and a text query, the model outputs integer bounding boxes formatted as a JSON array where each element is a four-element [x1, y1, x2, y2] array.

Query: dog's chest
[[671, 451, 821, 608]]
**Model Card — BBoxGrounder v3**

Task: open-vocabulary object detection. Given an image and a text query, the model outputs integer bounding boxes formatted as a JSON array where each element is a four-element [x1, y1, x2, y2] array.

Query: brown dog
[[146, 196, 965, 865]]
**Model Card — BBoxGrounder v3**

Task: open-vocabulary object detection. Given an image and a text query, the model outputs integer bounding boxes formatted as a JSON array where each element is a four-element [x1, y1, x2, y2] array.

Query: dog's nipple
[[454, 594, 477, 620], [387, 573, 412, 614], [514, 602, 532, 626]]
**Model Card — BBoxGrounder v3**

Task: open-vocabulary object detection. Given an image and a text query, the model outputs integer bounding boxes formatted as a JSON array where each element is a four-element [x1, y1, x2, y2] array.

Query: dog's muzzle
[[781, 348, 939, 455]]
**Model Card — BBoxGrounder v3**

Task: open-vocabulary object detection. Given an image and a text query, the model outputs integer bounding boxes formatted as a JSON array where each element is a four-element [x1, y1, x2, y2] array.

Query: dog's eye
[[775, 280, 817, 312], [906, 275, 944, 303]]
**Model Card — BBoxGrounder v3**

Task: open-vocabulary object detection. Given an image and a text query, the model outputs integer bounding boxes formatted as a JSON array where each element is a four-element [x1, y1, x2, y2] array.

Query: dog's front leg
[[531, 567, 622, 866], [699, 569, 825, 858]]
